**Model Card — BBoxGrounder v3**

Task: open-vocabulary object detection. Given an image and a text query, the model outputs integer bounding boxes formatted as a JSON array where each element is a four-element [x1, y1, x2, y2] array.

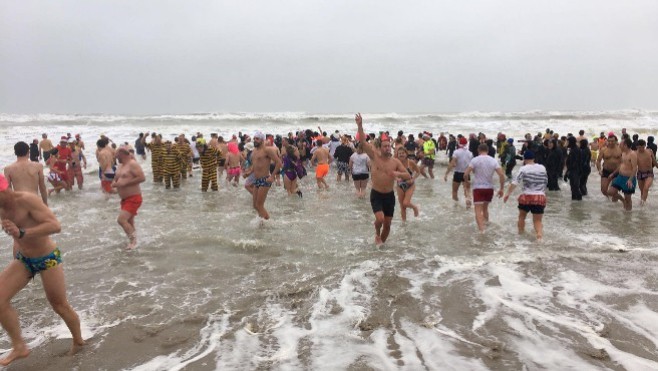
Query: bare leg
[[474, 204, 486, 232], [532, 213, 543, 240], [373, 211, 384, 246], [640, 177, 653, 205], [451, 181, 459, 201], [380, 217, 393, 243], [601, 176, 612, 198], [0, 261, 33, 366], [517, 210, 527, 234], [403, 185, 419, 217], [463, 181, 472, 208], [397, 189, 407, 221], [254, 186, 271, 219], [117, 210, 137, 249], [41, 265, 85, 355], [623, 194, 633, 211]]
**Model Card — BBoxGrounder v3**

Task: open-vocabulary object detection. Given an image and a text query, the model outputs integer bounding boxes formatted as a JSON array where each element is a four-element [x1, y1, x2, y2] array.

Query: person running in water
[[356, 113, 411, 246]]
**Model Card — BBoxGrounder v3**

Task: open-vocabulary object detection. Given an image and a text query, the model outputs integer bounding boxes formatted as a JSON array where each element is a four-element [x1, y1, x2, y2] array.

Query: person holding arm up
[[355, 113, 411, 246]]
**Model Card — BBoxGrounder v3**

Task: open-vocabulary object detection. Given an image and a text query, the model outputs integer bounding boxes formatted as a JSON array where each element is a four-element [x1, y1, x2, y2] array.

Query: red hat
[[381, 133, 390, 142], [458, 137, 468, 146], [60, 136, 68, 141]]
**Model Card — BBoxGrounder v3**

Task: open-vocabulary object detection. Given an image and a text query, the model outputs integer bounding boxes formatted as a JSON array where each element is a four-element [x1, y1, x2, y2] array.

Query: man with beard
[[112, 147, 145, 249], [356, 113, 411, 246], [250, 131, 281, 220]]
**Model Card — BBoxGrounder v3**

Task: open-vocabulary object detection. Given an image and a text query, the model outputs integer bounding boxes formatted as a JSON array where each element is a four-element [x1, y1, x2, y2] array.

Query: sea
[[0, 111, 657, 370]]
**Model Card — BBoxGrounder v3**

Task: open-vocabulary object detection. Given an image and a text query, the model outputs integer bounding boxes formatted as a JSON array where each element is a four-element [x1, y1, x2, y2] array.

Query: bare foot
[[466, 199, 472, 208], [126, 234, 137, 250], [413, 206, 419, 217], [68, 340, 85, 356], [0, 345, 31, 366], [375, 235, 383, 247]]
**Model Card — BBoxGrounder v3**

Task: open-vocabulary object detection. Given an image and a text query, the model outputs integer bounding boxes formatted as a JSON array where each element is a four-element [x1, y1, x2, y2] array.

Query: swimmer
[[112, 147, 146, 249], [311, 139, 331, 190], [356, 113, 411, 246], [0, 174, 84, 366]]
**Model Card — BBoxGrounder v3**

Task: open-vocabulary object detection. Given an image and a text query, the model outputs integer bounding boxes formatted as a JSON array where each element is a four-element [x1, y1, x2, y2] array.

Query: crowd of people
[[1, 114, 657, 365]]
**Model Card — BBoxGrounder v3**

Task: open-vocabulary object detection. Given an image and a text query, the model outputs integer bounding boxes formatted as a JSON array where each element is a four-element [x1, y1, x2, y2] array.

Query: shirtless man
[[607, 138, 638, 211], [249, 131, 281, 220], [356, 113, 411, 246], [597, 135, 622, 198], [0, 174, 84, 366], [217, 136, 229, 180], [97, 138, 116, 194], [112, 147, 146, 249], [635, 139, 656, 206], [38, 134, 54, 164], [4, 142, 48, 205], [311, 139, 331, 190]]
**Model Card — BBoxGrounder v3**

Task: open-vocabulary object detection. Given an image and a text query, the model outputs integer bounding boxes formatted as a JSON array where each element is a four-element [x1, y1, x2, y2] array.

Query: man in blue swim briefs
[[0, 174, 84, 366], [249, 131, 281, 220]]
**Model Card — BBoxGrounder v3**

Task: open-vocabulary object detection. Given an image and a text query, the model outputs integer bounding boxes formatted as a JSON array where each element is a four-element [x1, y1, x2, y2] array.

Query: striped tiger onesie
[[162, 144, 183, 189], [174, 142, 193, 180], [198, 145, 220, 191], [145, 141, 166, 183]]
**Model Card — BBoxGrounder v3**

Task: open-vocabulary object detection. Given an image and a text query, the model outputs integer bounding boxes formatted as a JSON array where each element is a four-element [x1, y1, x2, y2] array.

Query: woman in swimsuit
[[282, 145, 302, 197], [396, 147, 420, 221]]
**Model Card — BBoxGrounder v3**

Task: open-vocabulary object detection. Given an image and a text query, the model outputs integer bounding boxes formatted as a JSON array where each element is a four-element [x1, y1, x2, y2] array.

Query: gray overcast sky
[[1, 0, 657, 114]]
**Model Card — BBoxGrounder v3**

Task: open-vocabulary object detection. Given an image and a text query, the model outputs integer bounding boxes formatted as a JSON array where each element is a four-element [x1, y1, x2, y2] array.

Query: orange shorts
[[316, 163, 329, 178], [101, 180, 113, 193], [121, 194, 143, 216]]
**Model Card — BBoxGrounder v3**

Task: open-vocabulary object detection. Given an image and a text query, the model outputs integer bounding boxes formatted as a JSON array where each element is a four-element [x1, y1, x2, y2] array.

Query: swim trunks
[[218, 159, 226, 167], [244, 173, 256, 187], [637, 170, 654, 180], [601, 168, 616, 179], [517, 194, 547, 214], [316, 163, 329, 178], [101, 180, 113, 193], [121, 194, 143, 216], [227, 167, 241, 177], [336, 161, 350, 175], [611, 175, 636, 194], [422, 157, 435, 168], [453, 172, 465, 183], [48, 172, 62, 182], [16, 248, 62, 278], [254, 176, 272, 188], [473, 188, 494, 204], [370, 189, 395, 217], [352, 173, 369, 181]]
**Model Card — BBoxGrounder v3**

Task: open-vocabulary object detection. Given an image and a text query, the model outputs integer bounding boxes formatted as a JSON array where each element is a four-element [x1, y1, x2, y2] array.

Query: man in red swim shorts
[[112, 147, 145, 250]]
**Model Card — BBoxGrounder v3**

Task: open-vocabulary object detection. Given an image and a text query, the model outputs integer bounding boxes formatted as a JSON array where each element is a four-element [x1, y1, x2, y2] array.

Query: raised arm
[[356, 113, 375, 160]]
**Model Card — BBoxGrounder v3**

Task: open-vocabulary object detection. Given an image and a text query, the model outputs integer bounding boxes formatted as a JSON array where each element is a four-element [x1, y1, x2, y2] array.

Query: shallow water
[[1, 112, 657, 370]]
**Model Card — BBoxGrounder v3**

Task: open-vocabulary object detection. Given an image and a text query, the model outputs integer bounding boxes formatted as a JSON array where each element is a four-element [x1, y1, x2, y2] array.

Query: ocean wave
[[2, 110, 657, 125]]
